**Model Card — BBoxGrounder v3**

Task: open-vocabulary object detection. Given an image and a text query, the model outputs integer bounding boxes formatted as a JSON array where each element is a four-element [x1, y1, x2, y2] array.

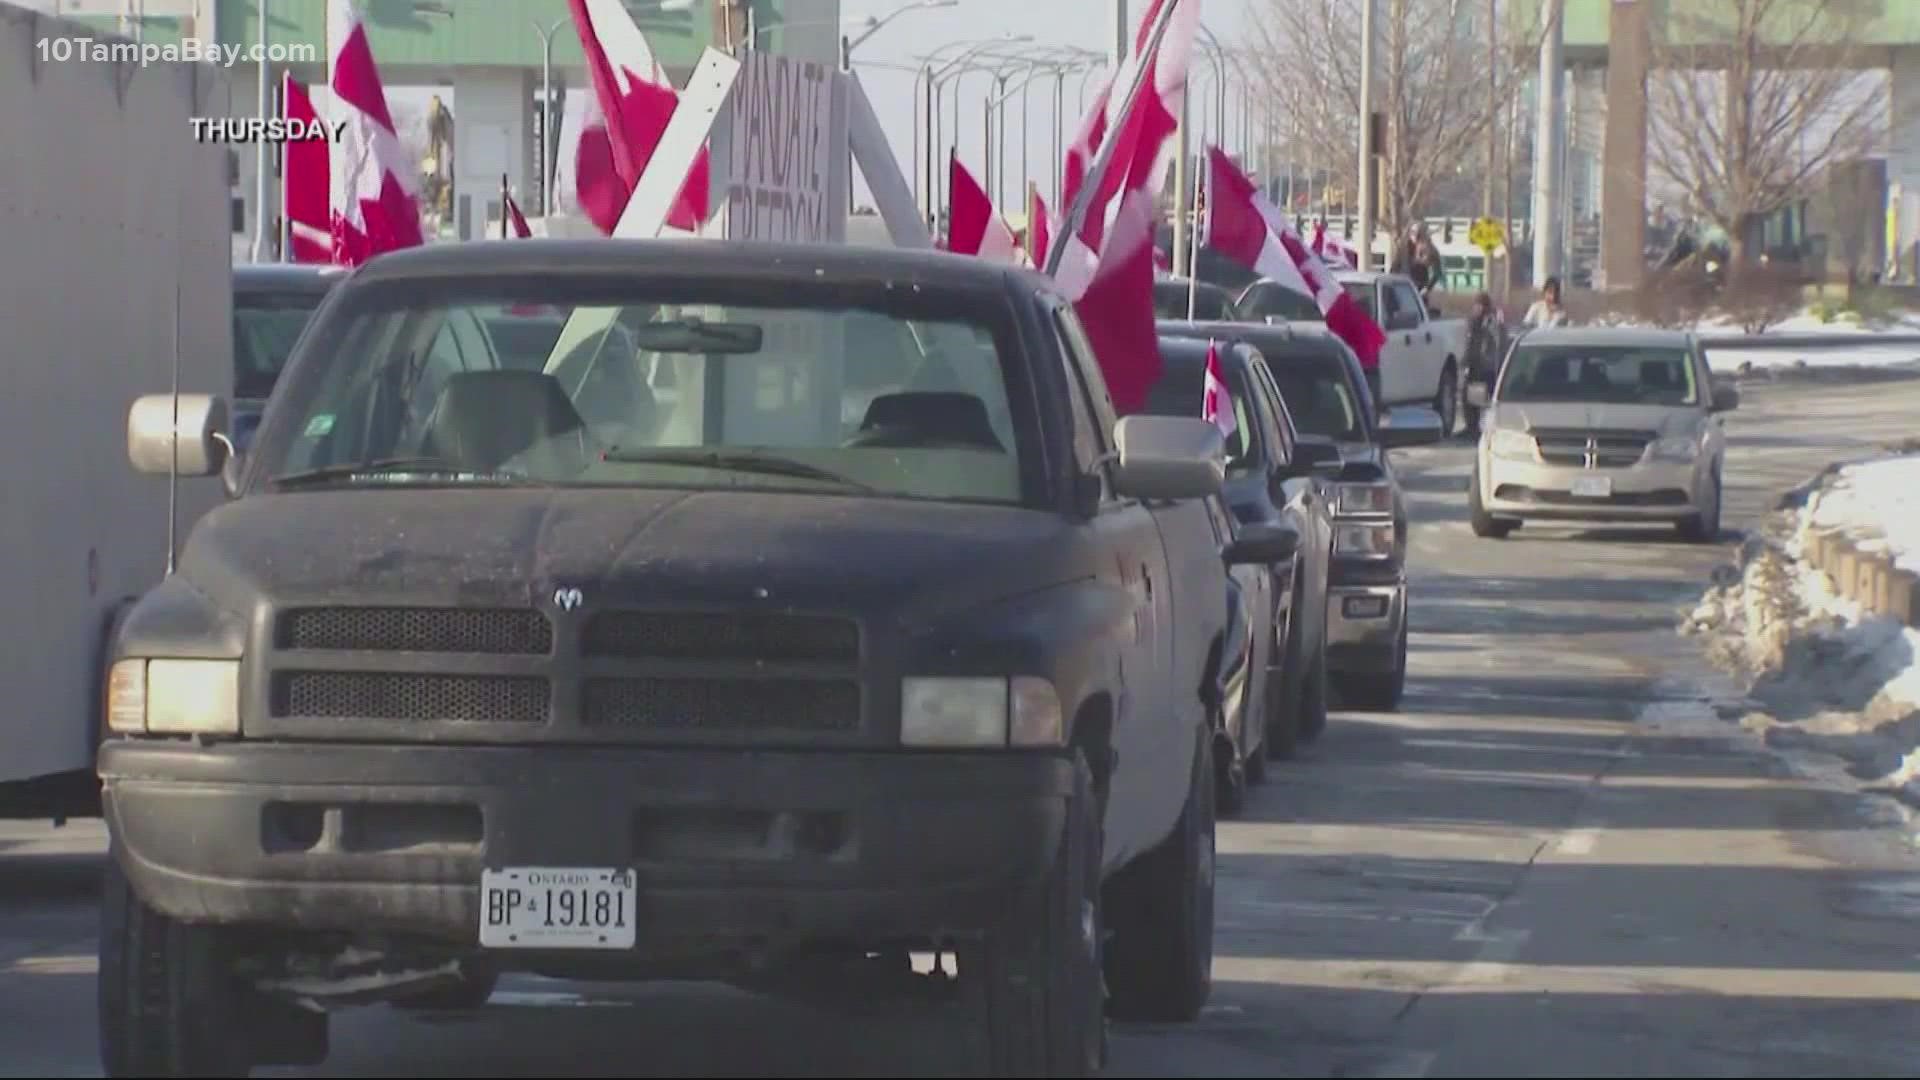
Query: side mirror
[[1465, 383, 1491, 409], [1290, 439, 1344, 475], [1225, 522, 1299, 566], [127, 393, 230, 477], [1711, 383, 1740, 413], [1379, 406, 1446, 448], [1109, 415, 1226, 501]]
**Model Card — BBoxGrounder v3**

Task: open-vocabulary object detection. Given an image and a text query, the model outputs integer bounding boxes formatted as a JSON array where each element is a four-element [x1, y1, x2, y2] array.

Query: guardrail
[[1699, 333, 1920, 350]]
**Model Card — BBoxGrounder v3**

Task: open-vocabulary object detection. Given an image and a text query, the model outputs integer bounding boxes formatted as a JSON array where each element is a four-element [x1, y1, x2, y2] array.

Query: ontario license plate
[[479, 867, 636, 950], [1571, 475, 1612, 498]]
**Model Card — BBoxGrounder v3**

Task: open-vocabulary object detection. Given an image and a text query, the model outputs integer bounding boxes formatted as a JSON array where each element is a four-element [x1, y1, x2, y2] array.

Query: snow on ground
[[1588, 304, 1920, 374], [1805, 456, 1920, 578], [1684, 455, 1920, 810]]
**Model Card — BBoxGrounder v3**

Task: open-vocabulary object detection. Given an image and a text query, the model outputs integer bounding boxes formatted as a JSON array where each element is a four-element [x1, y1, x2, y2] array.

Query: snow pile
[[1582, 304, 1920, 375], [1684, 462, 1920, 805], [1805, 455, 1920, 577]]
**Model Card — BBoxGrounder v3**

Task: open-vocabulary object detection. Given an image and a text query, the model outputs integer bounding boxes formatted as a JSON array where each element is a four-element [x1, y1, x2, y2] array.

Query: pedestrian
[[1524, 276, 1569, 328], [1413, 232, 1443, 301], [1460, 291, 1507, 436]]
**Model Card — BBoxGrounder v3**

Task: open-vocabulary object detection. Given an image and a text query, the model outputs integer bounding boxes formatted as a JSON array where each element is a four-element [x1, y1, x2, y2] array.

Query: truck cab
[[98, 240, 1274, 1077], [1335, 271, 1466, 430]]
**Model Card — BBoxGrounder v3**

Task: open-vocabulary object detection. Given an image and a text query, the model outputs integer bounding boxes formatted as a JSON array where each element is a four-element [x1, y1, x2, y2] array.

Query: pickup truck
[[1336, 271, 1468, 432], [98, 239, 1285, 1077]]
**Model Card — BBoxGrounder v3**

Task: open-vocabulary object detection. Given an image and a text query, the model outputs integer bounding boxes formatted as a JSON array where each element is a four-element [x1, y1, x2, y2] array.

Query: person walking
[[1460, 291, 1507, 436]]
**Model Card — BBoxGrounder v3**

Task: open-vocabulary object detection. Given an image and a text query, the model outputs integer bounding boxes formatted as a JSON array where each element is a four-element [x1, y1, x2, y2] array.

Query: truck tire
[[98, 857, 258, 1077], [965, 752, 1105, 1076], [1676, 468, 1722, 543], [1102, 726, 1215, 1024], [1265, 571, 1305, 761], [1434, 360, 1459, 435], [1297, 632, 1331, 743]]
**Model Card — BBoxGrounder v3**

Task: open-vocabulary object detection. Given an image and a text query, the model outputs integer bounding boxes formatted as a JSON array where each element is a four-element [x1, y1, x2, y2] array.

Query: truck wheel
[[1469, 466, 1518, 539], [1296, 631, 1331, 743], [965, 752, 1104, 1076], [1434, 361, 1458, 435], [1676, 469, 1722, 543], [1265, 577, 1304, 761], [98, 857, 258, 1077], [1102, 726, 1215, 1023]]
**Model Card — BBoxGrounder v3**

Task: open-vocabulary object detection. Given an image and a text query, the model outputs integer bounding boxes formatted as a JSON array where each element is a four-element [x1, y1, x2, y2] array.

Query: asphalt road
[[7, 376, 1920, 1077]]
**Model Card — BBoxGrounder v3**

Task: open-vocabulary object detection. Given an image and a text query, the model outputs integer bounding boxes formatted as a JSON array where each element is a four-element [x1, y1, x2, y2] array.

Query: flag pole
[[1187, 148, 1205, 319], [1041, 0, 1187, 278]]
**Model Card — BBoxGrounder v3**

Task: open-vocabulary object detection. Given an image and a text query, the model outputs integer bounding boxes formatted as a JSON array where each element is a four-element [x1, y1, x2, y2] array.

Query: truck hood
[[1494, 401, 1700, 436], [176, 488, 1085, 625]]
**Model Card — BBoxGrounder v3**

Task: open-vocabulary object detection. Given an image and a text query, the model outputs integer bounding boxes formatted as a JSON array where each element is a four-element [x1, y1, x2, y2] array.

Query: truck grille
[[279, 607, 553, 655], [1529, 428, 1654, 468], [583, 611, 860, 664], [581, 677, 860, 732], [273, 671, 551, 724]]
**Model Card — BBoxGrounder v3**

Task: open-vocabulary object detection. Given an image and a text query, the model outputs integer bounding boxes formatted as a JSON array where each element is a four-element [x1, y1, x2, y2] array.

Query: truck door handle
[[1425, 331, 1433, 343], [1404, 333, 1413, 345], [1140, 564, 1151, 598]]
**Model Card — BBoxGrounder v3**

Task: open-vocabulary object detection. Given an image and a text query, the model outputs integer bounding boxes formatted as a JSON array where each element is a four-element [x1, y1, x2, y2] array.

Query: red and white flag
[[565, 0, 710, 235], [1312, 220, 1358, 270], [1206, 147, 1386, 372], [504, 190, 532, 238], [281, 73, 331, 264], [946, 153, 1019, 263], [1202, 340, 1236, 439], [1048, 0, 1200, 414], [327, 0, 424, 267], [1028, 190, 1051, 270]]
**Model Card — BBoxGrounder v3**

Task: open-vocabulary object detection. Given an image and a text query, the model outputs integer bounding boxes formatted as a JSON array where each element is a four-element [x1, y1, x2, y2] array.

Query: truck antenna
[[166, 271, 181, 577]]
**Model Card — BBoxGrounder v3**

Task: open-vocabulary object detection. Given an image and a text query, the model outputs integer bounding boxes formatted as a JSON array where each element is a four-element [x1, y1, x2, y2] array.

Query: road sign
[[1470, 216, 1507, 254]]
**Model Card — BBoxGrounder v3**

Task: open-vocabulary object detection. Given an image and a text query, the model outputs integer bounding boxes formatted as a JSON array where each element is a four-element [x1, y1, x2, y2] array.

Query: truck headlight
[[1489, 429, 1535, 461], [106, 659, 240, 735], [901, 676, 1063, 748], [1334, 522, 1395, 557], [1649, 435, 1699, 462], [1334, 481, 1394, 516]]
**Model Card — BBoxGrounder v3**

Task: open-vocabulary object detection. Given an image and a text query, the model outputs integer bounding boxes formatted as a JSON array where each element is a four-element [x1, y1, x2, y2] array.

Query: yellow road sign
[[1470, 217, 1507, 254]]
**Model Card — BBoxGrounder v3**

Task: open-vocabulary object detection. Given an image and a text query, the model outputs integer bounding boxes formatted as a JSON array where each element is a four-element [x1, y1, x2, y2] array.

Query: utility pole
[[1533, 0, 1565, 289], [1484, 0, 1500, 300], [250, 0, 272, 263], [1112, 0, 1129, 69], [1356, 0, 1377, 271]]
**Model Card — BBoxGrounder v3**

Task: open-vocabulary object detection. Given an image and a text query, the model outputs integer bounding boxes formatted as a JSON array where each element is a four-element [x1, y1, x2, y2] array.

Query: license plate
[[479, 867, 636, 950], [1571, 475, 1612, 498]]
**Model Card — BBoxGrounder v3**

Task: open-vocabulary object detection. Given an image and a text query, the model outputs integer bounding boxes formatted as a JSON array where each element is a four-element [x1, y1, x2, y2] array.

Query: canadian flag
[[1312, 220, 1358, 270], [1028, 191, 1051, 270], [281, 73, 331, 264], [1202, 340, 1236, 439], [327, 0, 424, 267], [946, 152, 1019, 263], [1206, 147, 1386, 372], [565, 0, 710, 235], [1049, 0, 1200, 414], [504, 190, 532, 238]]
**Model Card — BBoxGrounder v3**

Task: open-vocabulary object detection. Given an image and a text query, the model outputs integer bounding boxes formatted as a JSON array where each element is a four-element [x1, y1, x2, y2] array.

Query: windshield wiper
[[271, 457, 522, 488], [601, 448, 875, 491]]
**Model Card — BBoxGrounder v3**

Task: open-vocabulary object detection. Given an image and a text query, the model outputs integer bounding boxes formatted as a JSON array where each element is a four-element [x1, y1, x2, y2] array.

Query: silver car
[[1466, 327, 1739, 541]]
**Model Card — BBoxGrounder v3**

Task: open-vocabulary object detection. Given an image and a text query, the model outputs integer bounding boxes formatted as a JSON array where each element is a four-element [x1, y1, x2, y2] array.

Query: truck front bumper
[[1482, 454, 1701, 521], [99, 740, 1074, 965], [1326, 579, 1406, 673]]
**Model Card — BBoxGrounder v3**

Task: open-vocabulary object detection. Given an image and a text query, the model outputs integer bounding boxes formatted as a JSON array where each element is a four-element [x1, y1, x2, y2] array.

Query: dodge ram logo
[[553, 587, 584, 611]]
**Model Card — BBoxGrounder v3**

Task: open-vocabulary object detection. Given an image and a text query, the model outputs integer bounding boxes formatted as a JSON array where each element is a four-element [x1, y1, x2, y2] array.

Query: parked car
[[100, 239, 1282, 1076], [1466, 326, 1737, 542], [231, 263, 345, 452], [1336, 270, 1467, 431], [1154, 276, 1245, 321], [1151, 325, 1339, 764], [1165, 321, 1442, 708]]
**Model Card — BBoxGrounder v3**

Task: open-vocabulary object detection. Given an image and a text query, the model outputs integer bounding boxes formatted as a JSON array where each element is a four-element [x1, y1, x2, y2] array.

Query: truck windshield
[[233, 292, 325, 400], [1497, 344, 1699, 406], [1265, 355, 1365, 442], [257, 284, 1026, 504]]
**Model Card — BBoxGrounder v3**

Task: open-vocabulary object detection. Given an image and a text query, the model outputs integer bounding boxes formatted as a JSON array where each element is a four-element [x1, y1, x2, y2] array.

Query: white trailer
[[0, 3, 233, 819]]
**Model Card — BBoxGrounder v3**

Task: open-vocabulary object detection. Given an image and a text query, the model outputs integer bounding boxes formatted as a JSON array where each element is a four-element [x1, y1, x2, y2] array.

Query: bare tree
[[1246, 0, 1538, 243], [1647, 0, 1887, 266]]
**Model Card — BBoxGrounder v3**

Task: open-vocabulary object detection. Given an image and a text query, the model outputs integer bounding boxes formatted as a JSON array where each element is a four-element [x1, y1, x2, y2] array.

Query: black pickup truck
[[101, 239, 1287, 1077], [1166, 321, 1443, 709]]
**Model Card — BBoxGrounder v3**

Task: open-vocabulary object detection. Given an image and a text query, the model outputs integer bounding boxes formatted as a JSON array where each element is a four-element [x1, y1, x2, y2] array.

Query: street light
[[530, 17, 569, 217], [921, 36, 1032, 225], [834, 1, 959, 213]]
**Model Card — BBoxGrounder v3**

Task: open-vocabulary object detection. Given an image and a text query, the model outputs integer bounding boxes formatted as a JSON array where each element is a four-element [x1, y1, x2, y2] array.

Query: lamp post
[[530, 17, 568, 217], [921, 37, 1030, 227], [251, 0, 272, 262]]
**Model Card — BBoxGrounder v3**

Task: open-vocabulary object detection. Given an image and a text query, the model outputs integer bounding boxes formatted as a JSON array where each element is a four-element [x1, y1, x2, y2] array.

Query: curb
[[1804, 527, 1920, 629]]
